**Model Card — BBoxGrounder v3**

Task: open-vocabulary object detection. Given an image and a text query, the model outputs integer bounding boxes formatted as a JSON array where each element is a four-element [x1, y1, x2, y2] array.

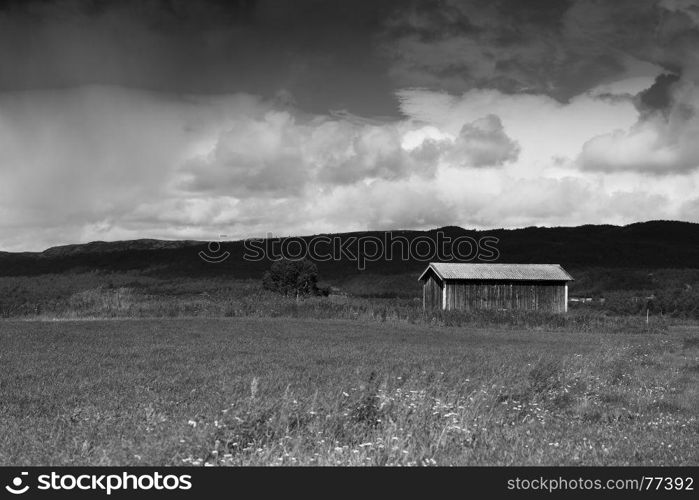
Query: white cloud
[[446, 115, 519, 167], [0, 85, 521, 250], [176, 105, 520, 196], [588, 75, 658, 98], [578, 80, 699, 173], [396, 87, 640, 173], [1, 81, 698, 252], [178, 111, 311, 197]]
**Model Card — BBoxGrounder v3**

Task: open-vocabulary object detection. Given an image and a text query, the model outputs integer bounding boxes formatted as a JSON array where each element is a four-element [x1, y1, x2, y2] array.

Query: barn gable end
[[420, 267, 444, 310]]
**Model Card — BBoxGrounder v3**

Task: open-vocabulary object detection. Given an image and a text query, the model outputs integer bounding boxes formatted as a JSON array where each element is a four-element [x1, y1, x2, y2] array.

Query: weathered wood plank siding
[[422, 274, 443, 310], [443, 280, 567, 313]]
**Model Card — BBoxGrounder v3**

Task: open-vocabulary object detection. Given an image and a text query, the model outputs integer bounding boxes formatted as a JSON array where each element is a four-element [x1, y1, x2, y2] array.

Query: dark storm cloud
[[381, 0, 668, 102], [2, 0, 698, 108], [0, 0, 401, 115], [637, 72, 682, 114]]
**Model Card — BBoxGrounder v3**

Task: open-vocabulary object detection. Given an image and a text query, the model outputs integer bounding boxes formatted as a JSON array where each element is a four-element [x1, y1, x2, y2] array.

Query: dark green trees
[[262, 259, 319, 297]]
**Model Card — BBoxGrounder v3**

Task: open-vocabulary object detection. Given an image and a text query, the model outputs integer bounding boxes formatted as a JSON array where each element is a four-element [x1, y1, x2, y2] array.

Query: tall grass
[[0, 281, 670, 334], [1, 318, 695, 465], [184, 339, 698, 466], [0, 273, 672, 334]]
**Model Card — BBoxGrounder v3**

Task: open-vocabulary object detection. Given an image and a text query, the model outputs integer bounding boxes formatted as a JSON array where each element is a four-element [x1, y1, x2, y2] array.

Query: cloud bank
[[1, 0, 699, 250]]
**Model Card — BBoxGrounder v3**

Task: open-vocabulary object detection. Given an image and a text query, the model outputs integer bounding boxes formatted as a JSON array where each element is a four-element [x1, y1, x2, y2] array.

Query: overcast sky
[[2, 0, 699, 251]]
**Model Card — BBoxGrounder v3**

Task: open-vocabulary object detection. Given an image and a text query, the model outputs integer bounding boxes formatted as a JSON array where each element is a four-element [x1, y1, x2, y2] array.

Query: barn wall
[[444, 280, 567, 313], [422, 274, 443, 310]]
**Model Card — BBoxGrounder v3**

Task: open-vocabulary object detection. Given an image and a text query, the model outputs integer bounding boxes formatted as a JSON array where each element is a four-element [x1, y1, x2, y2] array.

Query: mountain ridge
[[0, 220, 698, 279], [10, 219, 698, 255]]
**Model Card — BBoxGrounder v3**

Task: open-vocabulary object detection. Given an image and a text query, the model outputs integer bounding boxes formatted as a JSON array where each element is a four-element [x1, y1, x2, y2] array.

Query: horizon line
[[2, 218, 695, 255]]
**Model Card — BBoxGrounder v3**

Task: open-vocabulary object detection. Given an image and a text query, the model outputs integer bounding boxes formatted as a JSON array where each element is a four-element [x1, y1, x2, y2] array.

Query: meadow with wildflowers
[[0, 317, 697, 465]]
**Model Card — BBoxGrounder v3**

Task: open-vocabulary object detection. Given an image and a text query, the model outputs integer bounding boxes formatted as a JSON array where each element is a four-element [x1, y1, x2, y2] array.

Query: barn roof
[[418, 263, 574, 282]]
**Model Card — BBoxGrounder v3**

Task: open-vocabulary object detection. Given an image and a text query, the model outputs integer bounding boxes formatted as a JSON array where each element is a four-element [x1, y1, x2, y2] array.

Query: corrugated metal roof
[[418, 263, 574, 282]]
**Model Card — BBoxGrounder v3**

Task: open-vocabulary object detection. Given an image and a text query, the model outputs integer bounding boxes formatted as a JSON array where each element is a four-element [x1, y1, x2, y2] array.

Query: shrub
[[262, 259, 320, 297]]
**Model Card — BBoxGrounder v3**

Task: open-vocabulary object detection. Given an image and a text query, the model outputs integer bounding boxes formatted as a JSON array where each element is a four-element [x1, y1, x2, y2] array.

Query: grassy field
[[0, 317, 697, 466], [0, 275, 675, 339]]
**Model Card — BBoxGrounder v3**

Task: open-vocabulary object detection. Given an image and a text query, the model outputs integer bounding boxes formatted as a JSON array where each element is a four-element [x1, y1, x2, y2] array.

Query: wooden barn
[[418, 263, 574, 313]]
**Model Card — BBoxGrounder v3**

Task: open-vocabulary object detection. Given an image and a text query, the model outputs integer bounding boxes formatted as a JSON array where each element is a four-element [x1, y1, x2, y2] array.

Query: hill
[[0, 220, 698, 281]]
